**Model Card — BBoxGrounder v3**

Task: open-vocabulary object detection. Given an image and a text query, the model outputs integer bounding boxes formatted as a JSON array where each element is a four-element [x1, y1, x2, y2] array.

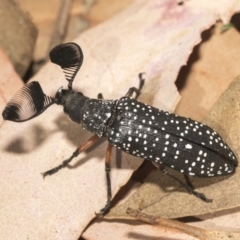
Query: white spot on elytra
[[185, 144, 192, 149]]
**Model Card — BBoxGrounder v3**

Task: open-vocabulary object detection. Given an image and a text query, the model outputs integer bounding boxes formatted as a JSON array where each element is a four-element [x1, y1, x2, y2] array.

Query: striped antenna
[[49, 42, 83, 90], [2, 82, 54, 122]]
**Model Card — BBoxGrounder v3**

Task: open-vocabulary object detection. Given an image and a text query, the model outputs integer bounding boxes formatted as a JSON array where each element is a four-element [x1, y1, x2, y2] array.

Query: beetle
[[2, 42, 238, 215]]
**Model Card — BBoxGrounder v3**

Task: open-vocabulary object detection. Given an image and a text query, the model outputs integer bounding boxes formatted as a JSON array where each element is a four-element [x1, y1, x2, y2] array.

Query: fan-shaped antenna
[[2, 82, 54, 122], [49, 42, 83, 90]]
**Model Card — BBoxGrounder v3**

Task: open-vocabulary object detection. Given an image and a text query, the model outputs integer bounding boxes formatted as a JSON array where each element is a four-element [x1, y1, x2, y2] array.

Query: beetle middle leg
[[125, 73, 145, 99], [42, 134, 99, 177], [96, 143, 113, 216]]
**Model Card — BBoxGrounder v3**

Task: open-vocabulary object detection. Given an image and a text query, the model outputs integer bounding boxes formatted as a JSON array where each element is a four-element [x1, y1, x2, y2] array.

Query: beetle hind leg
[[153, 163, 213, 203], [162, 168, 213, 202]]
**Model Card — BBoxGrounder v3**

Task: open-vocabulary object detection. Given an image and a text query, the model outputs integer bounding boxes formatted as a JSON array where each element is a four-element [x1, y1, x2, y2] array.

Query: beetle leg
[[96, 143, 113, 216], [42, 134, 99, 177], [160, 166, 213, 203], [97, 93, 104, 99], [125, 73, 145, 99], [183, 174, 195, 190]]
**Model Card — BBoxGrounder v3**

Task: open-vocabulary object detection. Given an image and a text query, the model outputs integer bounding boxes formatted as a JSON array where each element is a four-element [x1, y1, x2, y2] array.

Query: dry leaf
[[175, 22, 240, 120], [0, 0, 37, 76], [15, 0, 87, 61], [1, 0, 240, 240], [83, 218, 198, 240], [0, 47, 23, 122], [16, 0, 133, 62], [125, 207, 240, 240]]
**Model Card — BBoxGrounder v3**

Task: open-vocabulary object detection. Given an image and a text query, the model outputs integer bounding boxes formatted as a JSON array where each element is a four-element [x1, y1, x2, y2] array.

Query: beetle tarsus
[[192, 190, 213, 203], [42, 155, 75, 177], [96, 200, 112, 217], [159, 165, 213, 203]]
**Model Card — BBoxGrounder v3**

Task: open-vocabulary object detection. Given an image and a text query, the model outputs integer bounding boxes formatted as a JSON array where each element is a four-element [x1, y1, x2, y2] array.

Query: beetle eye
[[55, 86, 63, 97], [2, 81, 54, 122]]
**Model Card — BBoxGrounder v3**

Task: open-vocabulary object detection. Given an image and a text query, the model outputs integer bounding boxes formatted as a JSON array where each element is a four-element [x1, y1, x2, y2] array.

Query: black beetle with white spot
[[2, 43, 238, 215]]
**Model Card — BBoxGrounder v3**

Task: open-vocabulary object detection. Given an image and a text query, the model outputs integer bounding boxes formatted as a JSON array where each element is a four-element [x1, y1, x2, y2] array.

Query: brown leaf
[[0, 47, 23, 122], [125, 207, 240, 240], [0, 0, 37, 76], [1, 0, 240, 240], [175, 22, 240, 120]]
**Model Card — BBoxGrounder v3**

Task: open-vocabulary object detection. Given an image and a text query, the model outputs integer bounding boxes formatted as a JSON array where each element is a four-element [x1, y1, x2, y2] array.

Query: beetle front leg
[[96, 143, 113, 216], [42, 134, 99, 177]]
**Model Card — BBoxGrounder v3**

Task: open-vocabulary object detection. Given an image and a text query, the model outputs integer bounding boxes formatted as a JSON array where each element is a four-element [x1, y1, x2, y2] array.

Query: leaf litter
[[1, 0, 240, 239]]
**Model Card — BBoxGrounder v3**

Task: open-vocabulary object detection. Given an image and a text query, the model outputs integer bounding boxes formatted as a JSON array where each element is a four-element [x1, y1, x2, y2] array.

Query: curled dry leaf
[[175, 22, 240, 120], [1, 0, 240, 240], [125, 207, 240, 240]]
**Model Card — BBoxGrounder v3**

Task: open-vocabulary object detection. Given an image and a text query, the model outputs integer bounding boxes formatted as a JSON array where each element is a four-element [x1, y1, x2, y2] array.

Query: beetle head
[[54, 87, 88, 124]]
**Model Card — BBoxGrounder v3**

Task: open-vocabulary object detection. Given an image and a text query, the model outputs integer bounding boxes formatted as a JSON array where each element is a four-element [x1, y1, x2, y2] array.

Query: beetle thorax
[[82, 99, 117, 137]]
